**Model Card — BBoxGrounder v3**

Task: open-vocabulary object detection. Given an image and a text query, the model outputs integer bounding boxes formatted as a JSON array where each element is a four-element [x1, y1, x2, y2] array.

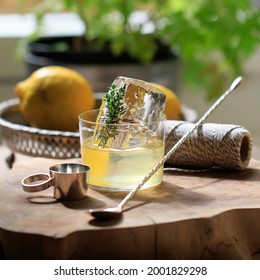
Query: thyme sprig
[[98, 84, 126, 148]]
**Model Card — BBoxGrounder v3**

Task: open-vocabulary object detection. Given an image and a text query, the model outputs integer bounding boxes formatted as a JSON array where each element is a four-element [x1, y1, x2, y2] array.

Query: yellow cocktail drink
[[81, 137, 164, 191]]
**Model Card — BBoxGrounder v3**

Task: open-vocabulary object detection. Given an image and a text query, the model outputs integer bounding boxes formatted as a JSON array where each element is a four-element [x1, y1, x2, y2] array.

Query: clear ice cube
[[113, 76, 166, 125], [96, 76, 166, 149]]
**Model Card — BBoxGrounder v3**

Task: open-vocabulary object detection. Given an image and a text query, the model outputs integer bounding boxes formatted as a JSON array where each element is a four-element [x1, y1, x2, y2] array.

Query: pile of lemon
[[15, 66, 181, 131]]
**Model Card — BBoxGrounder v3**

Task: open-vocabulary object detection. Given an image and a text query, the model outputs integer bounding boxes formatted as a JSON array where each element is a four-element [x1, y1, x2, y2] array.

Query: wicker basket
[[0, 98, 197, 159]]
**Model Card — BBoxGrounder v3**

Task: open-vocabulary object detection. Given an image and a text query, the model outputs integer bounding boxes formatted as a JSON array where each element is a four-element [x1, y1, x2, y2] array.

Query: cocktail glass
[[79, 109, 165, 191]]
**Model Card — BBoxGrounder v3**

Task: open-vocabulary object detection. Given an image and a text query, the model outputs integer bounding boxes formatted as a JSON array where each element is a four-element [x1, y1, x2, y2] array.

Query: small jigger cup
[[22, 163, 90, 200]]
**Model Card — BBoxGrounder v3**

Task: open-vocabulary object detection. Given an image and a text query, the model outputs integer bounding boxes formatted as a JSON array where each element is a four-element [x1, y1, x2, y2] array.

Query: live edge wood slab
[[1, 157, 260, 260]]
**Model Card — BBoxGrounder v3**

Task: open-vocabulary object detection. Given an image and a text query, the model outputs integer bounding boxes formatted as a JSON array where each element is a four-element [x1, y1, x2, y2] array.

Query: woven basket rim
[[0, 98, 197, 158], [0, 98, 197, 137]]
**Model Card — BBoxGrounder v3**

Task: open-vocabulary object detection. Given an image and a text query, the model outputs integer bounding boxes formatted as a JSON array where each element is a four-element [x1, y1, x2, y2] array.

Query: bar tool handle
[[22, 173, 53, 192]]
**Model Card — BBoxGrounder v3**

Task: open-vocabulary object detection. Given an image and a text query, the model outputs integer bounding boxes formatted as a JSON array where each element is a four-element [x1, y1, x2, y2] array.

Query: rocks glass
[[79, 109, 165, 191]]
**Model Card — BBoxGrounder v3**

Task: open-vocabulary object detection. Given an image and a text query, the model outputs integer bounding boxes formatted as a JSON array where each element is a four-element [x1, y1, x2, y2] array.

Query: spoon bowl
[[89, 206, 122, 219]]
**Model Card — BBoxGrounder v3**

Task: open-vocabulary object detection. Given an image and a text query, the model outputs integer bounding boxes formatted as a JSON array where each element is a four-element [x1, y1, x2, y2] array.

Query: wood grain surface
[[1, 157, 260, 260]]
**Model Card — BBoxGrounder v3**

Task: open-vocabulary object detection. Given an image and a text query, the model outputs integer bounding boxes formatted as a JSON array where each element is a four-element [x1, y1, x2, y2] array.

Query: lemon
[[150, 82, 181, 120], [15, 66, 95, 131]]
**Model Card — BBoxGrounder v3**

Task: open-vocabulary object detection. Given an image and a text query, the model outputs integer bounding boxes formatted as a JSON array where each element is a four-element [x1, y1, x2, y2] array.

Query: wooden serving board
[[1, 157, 260, 260]]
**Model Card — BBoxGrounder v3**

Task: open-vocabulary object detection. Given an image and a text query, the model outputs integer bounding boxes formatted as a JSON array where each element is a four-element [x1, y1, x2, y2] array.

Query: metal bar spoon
[[89, 76, 243, 220]]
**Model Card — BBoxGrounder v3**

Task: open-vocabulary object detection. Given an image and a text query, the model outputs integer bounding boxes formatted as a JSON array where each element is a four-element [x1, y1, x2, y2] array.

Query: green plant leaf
[[21, 0, 260, 100]]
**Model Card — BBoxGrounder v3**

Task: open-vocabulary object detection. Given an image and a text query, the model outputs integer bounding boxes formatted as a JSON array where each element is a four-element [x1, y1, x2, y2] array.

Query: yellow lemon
[[150, 82, 181, 120], [15, 66, 95, 131]]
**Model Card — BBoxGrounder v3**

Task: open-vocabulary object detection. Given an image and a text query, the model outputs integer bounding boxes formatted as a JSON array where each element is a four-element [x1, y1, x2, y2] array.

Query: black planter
[[26, 36, 182, 92]]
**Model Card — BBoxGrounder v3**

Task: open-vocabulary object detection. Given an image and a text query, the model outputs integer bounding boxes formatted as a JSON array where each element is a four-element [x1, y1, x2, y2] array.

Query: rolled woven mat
[[164, 120, 253, 170]]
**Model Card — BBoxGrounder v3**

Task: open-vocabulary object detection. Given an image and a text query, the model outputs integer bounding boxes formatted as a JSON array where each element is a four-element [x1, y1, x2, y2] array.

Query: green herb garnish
[[98, 84, 126, 148]]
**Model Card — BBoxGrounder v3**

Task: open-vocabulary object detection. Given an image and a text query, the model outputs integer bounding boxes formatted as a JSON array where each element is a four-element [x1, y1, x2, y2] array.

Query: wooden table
[[1, 153, 260, 260]]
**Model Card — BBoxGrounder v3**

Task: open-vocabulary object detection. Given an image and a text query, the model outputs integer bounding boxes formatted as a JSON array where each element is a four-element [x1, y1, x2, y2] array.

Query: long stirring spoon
[[89, 76, 243, 219]]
